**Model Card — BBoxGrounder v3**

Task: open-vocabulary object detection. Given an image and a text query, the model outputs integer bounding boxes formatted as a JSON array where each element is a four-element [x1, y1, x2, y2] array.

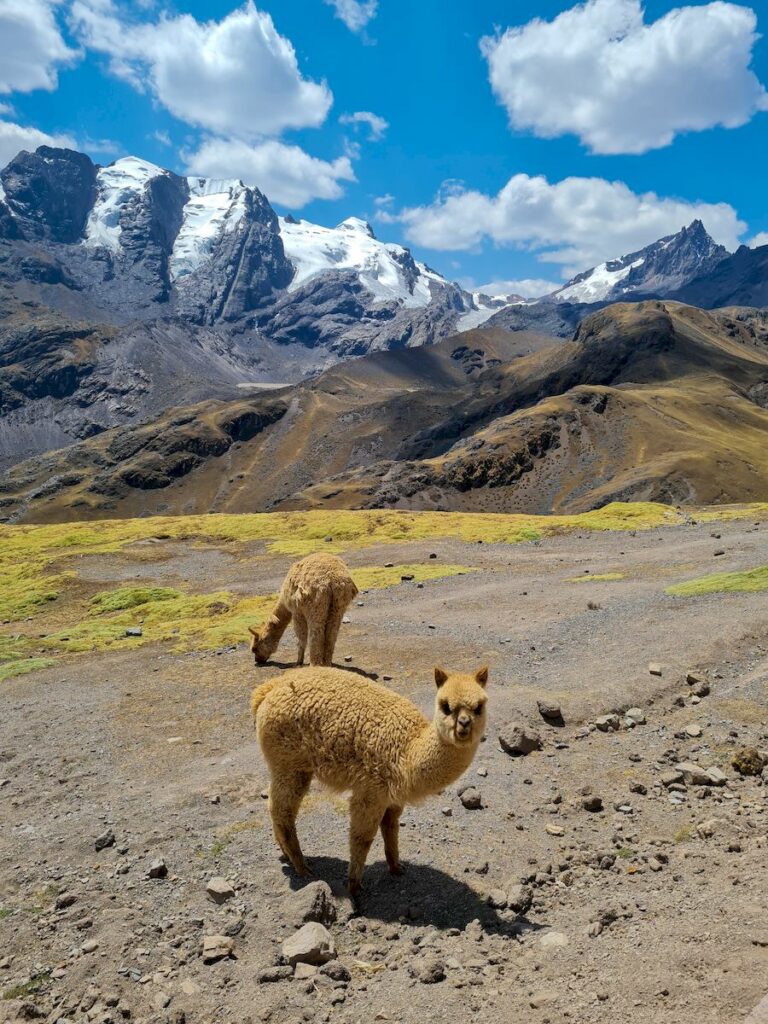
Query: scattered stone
[[257, 966, 293, 983], [294, 963, 318, 981], [678, 762, 716, 786], [441, 806, 452, 816], [595, 714, 620, 732], [410, 957, 445, 984], [732, 748, 766, 777], [125, 627, 143, 638], [705, 767, 727, 786], [506, 884, 533, 914], [486, 889, 508, 909], [282, 923, 337, 966], [582, 795, 604, 812], [81, 939, 99, 953], [648, 663, 663, 677], [321, 960, 351, 982], [530, 990, 558, 1008], [713, 549, 725, 557], [202, 935, 235, 964], [629, 781, 647, 795], [55, 893, 77, 910], [685, 724, 702, 738], [94, 828, 115, 852], [460, 787, 483, 810], [498, 725, 542, 756], [624, 708, 646, 726], [660, 769, 684, 787], [206, 877, 235, 904], [429, 553, 437, 559], [537, 700, 562, 722], [148, 858, 168, 879], [546, 824, 565, 837], [286, 881, 337, 926]]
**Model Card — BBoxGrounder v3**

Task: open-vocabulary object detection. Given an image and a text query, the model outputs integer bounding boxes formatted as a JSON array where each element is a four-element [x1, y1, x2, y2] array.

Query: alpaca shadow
[[283, 856, 542, 937], [257, 660, 379, 681]]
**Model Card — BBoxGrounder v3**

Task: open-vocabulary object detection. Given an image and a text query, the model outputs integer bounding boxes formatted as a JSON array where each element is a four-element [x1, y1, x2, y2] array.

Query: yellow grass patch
[[565, 572, 625, 583], [666, 566, 768, 597]]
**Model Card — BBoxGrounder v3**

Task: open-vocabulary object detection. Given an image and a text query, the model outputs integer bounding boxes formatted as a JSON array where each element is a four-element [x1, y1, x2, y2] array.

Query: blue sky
[[1, 0, 767, 293]]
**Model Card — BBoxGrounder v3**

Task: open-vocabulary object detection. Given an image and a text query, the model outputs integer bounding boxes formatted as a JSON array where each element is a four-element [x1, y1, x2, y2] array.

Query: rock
[[286, 881, 337, 926], [685, 724, 702, 738], [537, 700, 562, 721], [540, 931, 569, 949], [460, 787, 482, 810], [441, 806, 452, 816], [696, 818, 720, 839], [530, 990, 558, 1008], [506, 883, 533, 914], [202, 934, 235, 964], [498, 725, 542, 756], [125, 627, 143, 637], [705, 766, 727, 786], [687, 673, 710, 696], [282, 922, 337, 966], [410, 957, 445, 984], [648, 663, 663, 677], [81, 939, 99, 953], [629, 781, 647, 795], [732, 747, 766, 777], [152, 991, 171, 1011], [486, 889, 508, 909], [595, 714, 620, 732], [678, 762, 714, 786], [546, 824, 565, 837], [624, 708, 646, 726], [660, 769, 684, 787], [713, 549, 725, 556], [320, 961, 351, 982], [294, 962, 318, 980], [582, 795, 603, 812], [147, 858, 168, 879], [206, 877, 235, 904], [55, 892, 77, 910], [94, 828, 115, 851], [257, 966, 293, 983]]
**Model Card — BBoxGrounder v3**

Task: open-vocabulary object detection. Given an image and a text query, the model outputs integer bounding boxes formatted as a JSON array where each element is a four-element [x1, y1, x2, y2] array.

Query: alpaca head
[[248, 625, 277, 664], [432, 666, 488, 747]]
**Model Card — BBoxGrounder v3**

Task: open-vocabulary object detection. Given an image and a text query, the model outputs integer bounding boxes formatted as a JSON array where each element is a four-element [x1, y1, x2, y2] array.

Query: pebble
[[81, 940, 99, 954], [410, 957, 445, 984], [460, 787, 483, 810], [506, 884, 533, 913], [498, 725, 542, 755], [537, 700, 562, 721], [595, 714, 620, 732], [125, 627, 143, 637], [685, 724, 702, 738], [582, 795, 604, 812], [486, 889, 508, 909], [202, 934, 235, 964], [648, 663, 663, 677], [282, 923, 337, 966], [148, 858, 168, 879], [206, 877, 236, 904], [546, 824, 565, 837], [94, 828, 115, 852], [625, 708, 646, 726], [286, 881, 337, 927], [258, 966, 293, 983]]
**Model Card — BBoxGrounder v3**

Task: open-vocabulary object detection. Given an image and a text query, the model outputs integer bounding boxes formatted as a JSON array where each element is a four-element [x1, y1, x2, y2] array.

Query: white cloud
[[324, 0, 377, 33], [70, 0, 332, 137], [0, 119, 76, 168], [395, 173, 745, 277], [0, 102, 14, 116], [340, 110, 388, 140], [184, 137, 356, 208], [373, 193, 394, 208], [749, 232, 768, 248], [474, 278, 561, 299], [152, 129, 171, 147], [0, 0, 80, 95], [481, 0, 768, 154]]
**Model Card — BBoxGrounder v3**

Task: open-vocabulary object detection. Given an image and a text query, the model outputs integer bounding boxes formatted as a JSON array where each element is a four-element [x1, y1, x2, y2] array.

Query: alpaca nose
[[457, 713, 471, 732]]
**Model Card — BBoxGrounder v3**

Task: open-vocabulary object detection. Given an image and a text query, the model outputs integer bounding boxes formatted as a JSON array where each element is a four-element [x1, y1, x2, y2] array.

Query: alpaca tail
[[250, 679, 280, 722]]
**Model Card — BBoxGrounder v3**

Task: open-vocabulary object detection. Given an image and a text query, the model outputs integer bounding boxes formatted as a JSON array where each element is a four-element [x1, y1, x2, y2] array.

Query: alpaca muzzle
[[456, 713, 472, 739]]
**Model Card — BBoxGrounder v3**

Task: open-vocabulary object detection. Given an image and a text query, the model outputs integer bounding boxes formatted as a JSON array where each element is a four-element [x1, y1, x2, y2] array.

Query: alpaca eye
[[440, 700, 451, 716], [474, 705, 484, 716]]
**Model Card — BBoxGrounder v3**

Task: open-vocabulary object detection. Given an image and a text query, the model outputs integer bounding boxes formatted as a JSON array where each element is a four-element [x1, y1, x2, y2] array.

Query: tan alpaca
[[248, 553, 358, 667], [252, 664, 488, 893]]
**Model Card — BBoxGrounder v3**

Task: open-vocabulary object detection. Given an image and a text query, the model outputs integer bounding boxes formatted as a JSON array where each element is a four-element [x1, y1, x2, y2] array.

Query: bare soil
[[2, 516, 768, 1024]]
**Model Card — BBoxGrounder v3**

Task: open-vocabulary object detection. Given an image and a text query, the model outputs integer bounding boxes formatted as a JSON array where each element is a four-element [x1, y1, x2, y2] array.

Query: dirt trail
[[1, 516, 767, 1023]]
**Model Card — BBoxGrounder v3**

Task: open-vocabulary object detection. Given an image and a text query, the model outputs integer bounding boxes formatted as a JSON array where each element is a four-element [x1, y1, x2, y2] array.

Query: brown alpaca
[[252, 664, 488, 893], [248, 553, 358, 667]]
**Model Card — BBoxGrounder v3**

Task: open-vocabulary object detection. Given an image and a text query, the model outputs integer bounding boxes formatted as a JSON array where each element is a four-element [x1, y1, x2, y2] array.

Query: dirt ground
[[1, 515, 767, 1024]]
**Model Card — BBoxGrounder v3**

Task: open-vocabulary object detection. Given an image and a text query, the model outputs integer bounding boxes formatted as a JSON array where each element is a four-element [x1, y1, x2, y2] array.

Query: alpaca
[[252, 664, 488, 893], [248, 553, 358, 667]]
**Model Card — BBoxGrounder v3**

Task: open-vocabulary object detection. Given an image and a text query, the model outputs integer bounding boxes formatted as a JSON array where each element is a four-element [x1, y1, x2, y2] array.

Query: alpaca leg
[[322, 600, 345, 666], [293, 611, 308, 666], [269, 771, 313, 876], [380, 805, 405, 876], [348, 791, 389, 895], [307, 596, 331, 665]]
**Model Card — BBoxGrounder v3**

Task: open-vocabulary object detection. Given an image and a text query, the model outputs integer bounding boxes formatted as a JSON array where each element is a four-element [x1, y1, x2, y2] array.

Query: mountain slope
[[3, 303, 767, 523], [673, 244, 768, 309]]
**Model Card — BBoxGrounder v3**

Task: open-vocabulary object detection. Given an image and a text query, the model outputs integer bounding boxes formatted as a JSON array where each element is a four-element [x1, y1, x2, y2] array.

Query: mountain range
[[1, 144, 768, 519]]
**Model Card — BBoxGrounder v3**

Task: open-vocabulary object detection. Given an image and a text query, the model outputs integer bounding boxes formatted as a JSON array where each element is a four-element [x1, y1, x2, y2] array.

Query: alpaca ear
[[475, 666, 489, 687], [248, 625, 260, 638], [434, 666, 448, 688]]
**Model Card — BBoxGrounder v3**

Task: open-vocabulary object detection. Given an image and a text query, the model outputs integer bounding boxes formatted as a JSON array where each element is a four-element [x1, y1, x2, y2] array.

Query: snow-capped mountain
[[549, 220, 728, 304]]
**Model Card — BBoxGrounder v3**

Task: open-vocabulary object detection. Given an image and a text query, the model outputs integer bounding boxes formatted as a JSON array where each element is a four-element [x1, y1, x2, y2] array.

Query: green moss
[[566, 572, 625, 583], [666, 565, 768, 597], [616, 846, 635, 859], [0, 657, 54, 683], [2, 971, 51, 1000], [0, 562, 73, 621], [90, 586, 182, 612], [0, 908, 12, 920]]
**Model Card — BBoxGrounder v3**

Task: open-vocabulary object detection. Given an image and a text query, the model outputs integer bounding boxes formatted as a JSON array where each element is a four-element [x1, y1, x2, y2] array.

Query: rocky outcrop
[[0, 147, 97, 243]]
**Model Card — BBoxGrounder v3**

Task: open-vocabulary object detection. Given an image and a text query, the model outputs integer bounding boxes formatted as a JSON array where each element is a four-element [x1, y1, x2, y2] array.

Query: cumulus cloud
[[474, 278, 561, 299], [0, 119, 76, 168], [749, 232, 768, 248], [70, 0, 332, 137], [481, 0, 768, 154], [184, 138, 356, 208], [0, 0, 80, 95], [339, 110, 388, 140], [324, 0, 378, 33], [395, 173, 745, 277]]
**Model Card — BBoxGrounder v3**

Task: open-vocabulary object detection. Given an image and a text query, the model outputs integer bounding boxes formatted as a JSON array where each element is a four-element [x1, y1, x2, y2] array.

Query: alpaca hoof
[[388, 861, 405, 877], [295, 862, 314, 878], [348, 878, 362, 896]]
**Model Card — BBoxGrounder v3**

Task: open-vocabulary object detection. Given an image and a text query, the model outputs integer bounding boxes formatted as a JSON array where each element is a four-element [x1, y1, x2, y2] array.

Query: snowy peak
[[170, 177, 248, 281], [550, 221, 728, 304], [278, 214, 449, 308], [85, 156, 168, 250]]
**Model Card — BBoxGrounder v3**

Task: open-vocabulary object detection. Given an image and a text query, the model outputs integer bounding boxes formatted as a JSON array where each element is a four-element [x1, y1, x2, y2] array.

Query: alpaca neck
[[405, 725, 479, 801], [263, 601, 292, 645]]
